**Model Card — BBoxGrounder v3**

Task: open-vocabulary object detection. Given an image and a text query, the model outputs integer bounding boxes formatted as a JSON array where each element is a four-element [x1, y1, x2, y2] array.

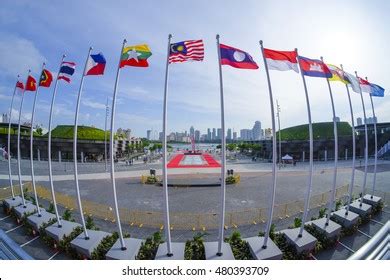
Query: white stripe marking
[[0, 215, 11, 221], [20, 236, 40, 247], [5, 224, 23, 233], [338, 241, 355, 253], [48, 251, 60, 260]]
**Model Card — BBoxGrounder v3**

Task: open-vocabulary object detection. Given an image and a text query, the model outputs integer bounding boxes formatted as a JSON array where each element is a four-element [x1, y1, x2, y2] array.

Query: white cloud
[[0, 33, 46, 78], [82, 97, 106, 109]]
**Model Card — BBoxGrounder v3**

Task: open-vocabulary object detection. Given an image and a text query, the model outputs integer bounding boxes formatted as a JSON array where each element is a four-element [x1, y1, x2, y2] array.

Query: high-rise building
[[240, 129, 253, 140], [264, 128, 272, 139], [365, 116, 377, 124], [207, 128, 211, 141], [212, 128, 216, 140], [252, 121, 262, 140], [217, 128, 222, 140], [227, 128, 232, 140], [1, 113, 8, 123], [159, 132, 163, 141], [190, 126, 195, 137], [146, 129, 152, 140], [357, 117, 362, 126], [233, 131, 237, 141], [195, 130, 200, 142]]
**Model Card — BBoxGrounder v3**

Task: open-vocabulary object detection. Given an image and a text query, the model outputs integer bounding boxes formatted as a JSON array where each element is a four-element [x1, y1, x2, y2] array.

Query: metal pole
[[216, 34, 227, 255], [73, 47, 92, 239], [17, 70, 31, 207], [30, 63, 45, 215], [259, 40, 278, 248], [366, 77, 378, 198], [321, 57, 338, 226], [355, 71, 368, 206], [48, 55, 66, 227], [277, 100, 281, 169], [7, 76, 19, 199], [296, 50, 314, 237], [162, 34, 173, 256], [104, 97, 109, 172], [110, 39, 127, 250], [341, 65, 356, 215]]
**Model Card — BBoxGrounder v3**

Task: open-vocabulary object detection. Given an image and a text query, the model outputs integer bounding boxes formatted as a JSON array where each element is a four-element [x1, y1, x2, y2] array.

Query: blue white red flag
[[298, 56, 332, 78], [58, 61, 76, 83], [220, 44, 258, 69], [369, 83, 385, 97], [85, 53, 106, 76]]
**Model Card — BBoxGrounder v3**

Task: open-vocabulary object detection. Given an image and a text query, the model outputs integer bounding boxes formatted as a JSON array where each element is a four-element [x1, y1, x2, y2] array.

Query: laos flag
[[84, 53, 106, 76], [220, 44, 258, 69], [298, 56, 332, 78]]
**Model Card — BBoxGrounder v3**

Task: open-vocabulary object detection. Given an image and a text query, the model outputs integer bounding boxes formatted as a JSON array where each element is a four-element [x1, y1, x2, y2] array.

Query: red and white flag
[[359, 77, 371, 93], [264, 48, 299, 73]]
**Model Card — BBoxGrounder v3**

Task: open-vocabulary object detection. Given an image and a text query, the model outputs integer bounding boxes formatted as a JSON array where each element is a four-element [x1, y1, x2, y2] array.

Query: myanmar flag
[[120, 44, 152, 68]]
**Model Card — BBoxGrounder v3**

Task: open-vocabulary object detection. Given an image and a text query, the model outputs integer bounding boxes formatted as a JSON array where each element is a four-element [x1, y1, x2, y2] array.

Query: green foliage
[[258, 224, 276, 240], [136, 232, 163, 260], [184, 233, 206, 260], [145, 175, 159, 184], [35, 127, 43, 136], [318, 208, 327, 219], [304, 224, 337, 251], [58, 227, 84, 259], [91, 232, 119, 260], [62, 209, 74, 221], [45, 125, 108, 141], [237, 143, 262, 154], [86, 215, 99, 230], [276, 122, 352, 141], [289, 217, 302, 229], [225, 175, 239, 184], [372, 201, 384, 214], [227, 143, 237, 151], [225, 231, 253, 260], [273, 233, 310, 260], [335, 199, 343, 211], [47, 203, 55, 214]]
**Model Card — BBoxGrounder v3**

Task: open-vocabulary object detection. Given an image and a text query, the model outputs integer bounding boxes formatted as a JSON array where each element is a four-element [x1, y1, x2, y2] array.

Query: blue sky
[[0, 0, 389, 138]]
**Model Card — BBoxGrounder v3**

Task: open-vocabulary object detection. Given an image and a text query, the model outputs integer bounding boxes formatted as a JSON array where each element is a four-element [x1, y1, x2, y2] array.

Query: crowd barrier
[[0, 183, 388, 231]]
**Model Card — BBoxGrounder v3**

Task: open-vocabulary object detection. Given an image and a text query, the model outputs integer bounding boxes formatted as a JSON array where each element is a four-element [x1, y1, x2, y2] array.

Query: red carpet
[[167, 153, 221, 168]]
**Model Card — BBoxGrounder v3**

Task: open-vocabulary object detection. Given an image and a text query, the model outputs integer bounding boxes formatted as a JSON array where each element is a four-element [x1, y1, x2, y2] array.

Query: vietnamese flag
[[25, 75, 37, 91], [39, 69, 53, 87]]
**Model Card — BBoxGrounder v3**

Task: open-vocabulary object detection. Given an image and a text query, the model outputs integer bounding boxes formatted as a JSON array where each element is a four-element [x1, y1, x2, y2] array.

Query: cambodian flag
[[298, 56, 332, 78], [220, 44, 258, 69], [84, 53, 106, 76]]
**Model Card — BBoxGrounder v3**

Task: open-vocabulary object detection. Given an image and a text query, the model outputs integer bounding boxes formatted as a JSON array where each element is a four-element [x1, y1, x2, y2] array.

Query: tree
[[227, 143, 237, 152]]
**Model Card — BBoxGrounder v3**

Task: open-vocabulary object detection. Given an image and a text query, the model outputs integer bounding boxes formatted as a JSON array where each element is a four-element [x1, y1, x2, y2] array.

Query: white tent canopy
[[282, 154, 293, 160]]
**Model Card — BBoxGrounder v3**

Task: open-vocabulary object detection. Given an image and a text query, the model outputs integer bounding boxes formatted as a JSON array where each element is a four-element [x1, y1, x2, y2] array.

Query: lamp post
[[276, 100, 282, 169]]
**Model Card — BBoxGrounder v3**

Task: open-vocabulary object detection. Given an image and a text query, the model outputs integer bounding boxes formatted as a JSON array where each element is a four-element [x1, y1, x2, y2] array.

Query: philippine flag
[[84, 53, 106, 76], [264, 48, 299, 73], [298, 56, 332, 78], [58, 61, 76, 83], [220, 44, 258, 69]]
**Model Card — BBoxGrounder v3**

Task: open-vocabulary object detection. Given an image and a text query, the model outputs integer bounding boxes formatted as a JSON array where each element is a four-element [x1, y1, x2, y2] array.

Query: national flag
[[327, 64, 349, 84], [220, 44, 258, 69], [369, 83, 385, 97], [169, 40, 204, 63], [298, 56, 332, 78], [58, 61, 76, 83], [120, 44, 152, 68], [359, 77, 371, 93], [16, 81, 24, 90], [263, 48, 298, 72], [85, 53, 106, 75], [39, 69, 53, 87], [343, 71, 360, 93], [25, 75, 37, 91]]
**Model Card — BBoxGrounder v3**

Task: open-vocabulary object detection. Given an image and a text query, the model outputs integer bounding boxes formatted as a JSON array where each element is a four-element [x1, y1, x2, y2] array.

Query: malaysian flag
[[169, 39, 204, 63], [58, 61, 76, 83]]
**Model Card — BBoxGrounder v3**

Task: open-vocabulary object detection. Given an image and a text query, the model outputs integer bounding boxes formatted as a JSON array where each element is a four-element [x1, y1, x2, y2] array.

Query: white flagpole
[[340, 64, 356, 215], [73, 47, 93, 239], [104, 97, 109, 172], [162, 34, 173, 256], [365, 77, 378, 198], [355, 71, 368, 206], [321, 57, 338, 226], [296, 50, 314, 237], [7, 75, 20, 200], [110, 39, 127, 250], [30, 63, 45, 215], [17, 70, 31, 207], [48, 55, 66, 227], [259, 40, 277, 248], [216, 34, 227, 255]]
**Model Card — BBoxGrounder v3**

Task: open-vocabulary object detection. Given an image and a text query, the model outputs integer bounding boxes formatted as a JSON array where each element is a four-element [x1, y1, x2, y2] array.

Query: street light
[[276, 100, 282, 169]]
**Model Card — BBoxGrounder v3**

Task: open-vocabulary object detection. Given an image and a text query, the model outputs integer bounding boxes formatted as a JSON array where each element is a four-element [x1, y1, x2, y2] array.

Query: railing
[[377, 140, 390, 158]]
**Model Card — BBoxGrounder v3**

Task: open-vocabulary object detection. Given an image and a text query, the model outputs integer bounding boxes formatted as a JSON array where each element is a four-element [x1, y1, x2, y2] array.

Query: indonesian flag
[[263, 48, 299, 73]]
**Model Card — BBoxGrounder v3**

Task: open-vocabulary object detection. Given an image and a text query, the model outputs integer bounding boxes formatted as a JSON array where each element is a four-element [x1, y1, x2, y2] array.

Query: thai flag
[[58, 61, 76, 83], [84, 53, 106, 76]]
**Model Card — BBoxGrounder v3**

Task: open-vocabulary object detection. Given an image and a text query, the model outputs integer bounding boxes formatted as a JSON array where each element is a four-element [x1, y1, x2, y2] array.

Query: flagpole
[[365, 77, 378, 198], [30, 63, 45, 216], [73, 47, 93, 239], [340, 64, 356, 215], [259, 40, 277, 248], [162, 34, 173, 256], [17, 70, 31, 207], [7, 75, 20, 200], [104, 97, 109, 172], [296, 50, 314, 237], [110, 39, 127, 250], [321, 57, 338, 226], [48, 55, 66, 227], [355, 71, 368, 206], [216, 34, 227, 255]]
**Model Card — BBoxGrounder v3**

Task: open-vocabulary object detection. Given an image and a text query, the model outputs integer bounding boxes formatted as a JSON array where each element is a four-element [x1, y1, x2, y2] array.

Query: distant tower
[[212, 128, 216, 140], [357, 117, 362, 126], [146, 129, 151, 140], [190, 126, 195, 137], [227, 128, 232, 140], [207, 128, 211, 141], [252, 121, 261, 140]]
